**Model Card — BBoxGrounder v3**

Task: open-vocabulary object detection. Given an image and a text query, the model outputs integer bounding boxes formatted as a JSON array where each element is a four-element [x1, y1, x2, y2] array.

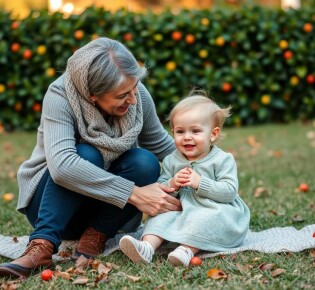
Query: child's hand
[[169, 167, 191, 190], [180, 167, 201, 190]]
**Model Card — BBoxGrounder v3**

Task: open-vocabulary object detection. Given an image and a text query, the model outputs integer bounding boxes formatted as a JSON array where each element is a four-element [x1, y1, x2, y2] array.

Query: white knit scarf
[[65, 40, 143, 169]]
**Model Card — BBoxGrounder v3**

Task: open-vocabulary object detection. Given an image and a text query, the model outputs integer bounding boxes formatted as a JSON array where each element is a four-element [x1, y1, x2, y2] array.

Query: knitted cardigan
[[16, 75, 175, 213]]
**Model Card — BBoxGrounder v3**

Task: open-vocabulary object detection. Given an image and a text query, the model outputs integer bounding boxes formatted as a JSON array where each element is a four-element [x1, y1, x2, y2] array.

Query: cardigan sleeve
[[42, 85, 134, 209], [195, 153, 238, 203]]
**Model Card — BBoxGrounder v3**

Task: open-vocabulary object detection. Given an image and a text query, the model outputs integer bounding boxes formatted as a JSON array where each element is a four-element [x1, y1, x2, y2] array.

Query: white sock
[[119, 235, 154, 263], [168, 246, 194, 266]]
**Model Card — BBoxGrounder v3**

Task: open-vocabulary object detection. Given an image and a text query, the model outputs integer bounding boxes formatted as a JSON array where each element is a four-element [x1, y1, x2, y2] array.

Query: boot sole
[[119, 237, 149, 264], [0, 262, 53, 279]]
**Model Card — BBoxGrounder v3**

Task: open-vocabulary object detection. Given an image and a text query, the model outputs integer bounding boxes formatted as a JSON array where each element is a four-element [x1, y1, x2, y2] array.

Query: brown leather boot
[[71, 227, 107, 260], [0, 239, 54, 278]]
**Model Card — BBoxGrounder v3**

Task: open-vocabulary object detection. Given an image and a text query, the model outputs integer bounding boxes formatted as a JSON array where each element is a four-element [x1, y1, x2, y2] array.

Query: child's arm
[[180, 153, 238, 203], [195, 153, 238, 203]]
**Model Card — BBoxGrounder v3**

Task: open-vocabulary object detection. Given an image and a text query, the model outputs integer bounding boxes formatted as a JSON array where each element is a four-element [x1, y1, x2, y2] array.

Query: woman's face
[[92, 78, 139, 117]]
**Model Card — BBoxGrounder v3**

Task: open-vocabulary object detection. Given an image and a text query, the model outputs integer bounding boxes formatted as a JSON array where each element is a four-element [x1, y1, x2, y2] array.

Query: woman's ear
[[210, 127, 220, 142], [90, 95, 97, 105]]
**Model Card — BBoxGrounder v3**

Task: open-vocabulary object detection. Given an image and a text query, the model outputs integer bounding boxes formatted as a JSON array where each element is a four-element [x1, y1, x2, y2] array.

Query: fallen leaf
[[97, 262, 111, 275], [306, 131, 315, 139], [236, 263, 252, 272], [54, 270, 71, 280], [246, 135, 261, 148], [291, 214, 305, 223], [310, 249, 315, 258], [75, 255, 89, 268], [259, 263, 276, 271], [271, 268, 285, 277], [253, 187, 268, 198], [57, 250, 71, 258], [72, 277, 89, 285], [12, 237, 19, 243], [0, 280, 21, 290], [116, 272, 141, 282], [207, 268, 227, 279]]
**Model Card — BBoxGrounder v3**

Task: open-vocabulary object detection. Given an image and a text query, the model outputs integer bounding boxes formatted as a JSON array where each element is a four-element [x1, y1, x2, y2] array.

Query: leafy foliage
[[0, 6, 315, 130]]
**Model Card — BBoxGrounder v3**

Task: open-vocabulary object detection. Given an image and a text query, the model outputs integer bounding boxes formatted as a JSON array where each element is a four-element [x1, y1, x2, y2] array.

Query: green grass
[[1, 122, 315, 289]]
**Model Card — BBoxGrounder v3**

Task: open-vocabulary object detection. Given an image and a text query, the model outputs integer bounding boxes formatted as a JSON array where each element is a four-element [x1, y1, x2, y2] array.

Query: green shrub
[[0, 6, 314, 130]]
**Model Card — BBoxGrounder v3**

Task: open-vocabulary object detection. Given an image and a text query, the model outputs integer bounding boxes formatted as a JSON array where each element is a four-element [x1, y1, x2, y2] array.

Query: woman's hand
[[128, 183, 182, 216]]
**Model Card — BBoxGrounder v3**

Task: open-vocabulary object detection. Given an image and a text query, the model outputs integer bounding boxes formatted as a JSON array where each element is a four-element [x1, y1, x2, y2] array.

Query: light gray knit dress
[[16, 75, 175, 213], [142, 146, 250, 251]]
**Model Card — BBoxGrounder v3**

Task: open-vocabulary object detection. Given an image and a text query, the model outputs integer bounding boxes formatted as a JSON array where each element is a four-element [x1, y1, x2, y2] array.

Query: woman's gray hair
[[87, 37, 147, 97]]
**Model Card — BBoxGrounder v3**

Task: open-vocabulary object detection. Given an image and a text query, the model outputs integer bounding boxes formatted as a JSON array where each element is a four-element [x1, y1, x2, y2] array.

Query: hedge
[[0, 6, 314, 130]]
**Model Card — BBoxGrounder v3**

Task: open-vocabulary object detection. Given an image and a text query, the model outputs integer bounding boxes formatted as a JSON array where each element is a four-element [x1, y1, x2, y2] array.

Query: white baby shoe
[[119, 235, 154, 263], [168, 245, 194, 266]]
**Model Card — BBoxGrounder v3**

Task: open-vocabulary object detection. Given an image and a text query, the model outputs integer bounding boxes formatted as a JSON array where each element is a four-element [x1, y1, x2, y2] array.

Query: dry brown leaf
[[97, 263, 111, 275], [72, 277, 89, 285], [207, 268, 227, 279], [253, 187, 268, 198], [0, 280, 21, 290], [116, 272, 141, 282], [259, 263, 276, 271], [57, 250, 71, 258], [306, 131, 315, 139], [271, 268, 285, 278], [75, 255, 89, 268], [291, 214, 305, 222], [310, 249, 315, 258], [12, 237, 19, 243], [106, 262, 119, 270], [54, 270, 71, 280], [73, 267, 86, 275], [236, 263, 252, 272], [66, 266, 75, 273], [246, 135, 261, 148]]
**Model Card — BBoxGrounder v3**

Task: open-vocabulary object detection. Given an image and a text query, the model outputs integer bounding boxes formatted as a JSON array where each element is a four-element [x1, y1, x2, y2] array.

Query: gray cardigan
[[17, 75, 175, 213]]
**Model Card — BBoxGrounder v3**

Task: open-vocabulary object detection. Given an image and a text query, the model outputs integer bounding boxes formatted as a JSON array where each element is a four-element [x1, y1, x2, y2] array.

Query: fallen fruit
[[3, 193, 14, 201], [41, 269, 54, 281], [299, 183, 309, 192], [190, 256, 202, 266]]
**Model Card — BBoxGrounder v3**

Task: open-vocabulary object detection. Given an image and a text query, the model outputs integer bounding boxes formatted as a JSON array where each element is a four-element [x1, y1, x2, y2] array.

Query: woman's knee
[[76, 143, 103, 168], [110, 148, 161, 186]]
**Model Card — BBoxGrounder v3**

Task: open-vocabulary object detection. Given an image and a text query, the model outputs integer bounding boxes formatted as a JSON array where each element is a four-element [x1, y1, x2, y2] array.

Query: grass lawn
[[0, 122, 314, 289]]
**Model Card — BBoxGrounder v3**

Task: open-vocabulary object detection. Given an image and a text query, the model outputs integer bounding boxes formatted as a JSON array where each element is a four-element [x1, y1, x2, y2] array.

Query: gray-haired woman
[[0, 37, 180, 278]]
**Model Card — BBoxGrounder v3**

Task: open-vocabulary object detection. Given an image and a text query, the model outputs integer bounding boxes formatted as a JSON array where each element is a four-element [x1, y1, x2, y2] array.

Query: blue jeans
[[24, 144, 160, 252]]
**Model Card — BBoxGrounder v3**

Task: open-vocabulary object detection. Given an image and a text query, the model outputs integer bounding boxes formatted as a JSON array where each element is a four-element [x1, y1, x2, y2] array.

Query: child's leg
[[168, 244, 199, 266], [119, 234, 163, 264]]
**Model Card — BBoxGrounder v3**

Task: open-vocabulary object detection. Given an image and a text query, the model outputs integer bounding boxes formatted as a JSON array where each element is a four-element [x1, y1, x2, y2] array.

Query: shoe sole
[[0, 263, 53, 279], [168, 255, 184, 266], [119, 237, 148, 264]]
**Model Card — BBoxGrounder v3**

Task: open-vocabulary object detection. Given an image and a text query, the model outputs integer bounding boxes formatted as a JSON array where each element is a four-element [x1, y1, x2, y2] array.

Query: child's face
[[172, 109, 217, 161]]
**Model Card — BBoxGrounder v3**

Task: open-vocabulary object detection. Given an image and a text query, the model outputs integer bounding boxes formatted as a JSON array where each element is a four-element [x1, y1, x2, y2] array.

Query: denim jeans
[[24, 144, 160, 252]]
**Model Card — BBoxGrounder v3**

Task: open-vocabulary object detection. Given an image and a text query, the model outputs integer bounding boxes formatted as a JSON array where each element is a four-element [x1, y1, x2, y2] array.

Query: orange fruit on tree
[[14, 102, 22, 112], [199, 49, 208, 58], [32, 103, 42, 112], [23, 49, 32, 60], [11, 42, 21, 53], [171, 31, 182, 41], [37, 45, 47, 55], [306, 74, 315, 84], [290, 76, 299, 86], [74, 30, 84, 40], [279, 40, 288, 50], [283, 50, 293, 60], [303, 23, 313, 33], [123, 32, 133, 42], [298, 183, 309, 192], [215, 36, 225, 47], [0, 84, 5, 93], [46, 68, 55, 77], [11, 21, 20, 30], [166, 61, 176, 71], [261, 95, 271, 105], [222, 82, 232, 93], [201, 18, 210, 26], [185, 34, 195, 44]]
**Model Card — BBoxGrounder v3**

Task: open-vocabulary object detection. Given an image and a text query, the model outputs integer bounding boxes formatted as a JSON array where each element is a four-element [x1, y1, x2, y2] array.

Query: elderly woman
[[0, 37, 180, 278]]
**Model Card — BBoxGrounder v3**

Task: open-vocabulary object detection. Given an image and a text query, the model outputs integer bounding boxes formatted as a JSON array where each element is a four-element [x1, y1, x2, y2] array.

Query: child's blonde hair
[[169, 89, 231, 144]]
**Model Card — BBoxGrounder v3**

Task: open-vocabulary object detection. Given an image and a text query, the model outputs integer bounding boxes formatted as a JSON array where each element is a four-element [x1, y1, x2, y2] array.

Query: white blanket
[[0, 224, 314, 260]]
